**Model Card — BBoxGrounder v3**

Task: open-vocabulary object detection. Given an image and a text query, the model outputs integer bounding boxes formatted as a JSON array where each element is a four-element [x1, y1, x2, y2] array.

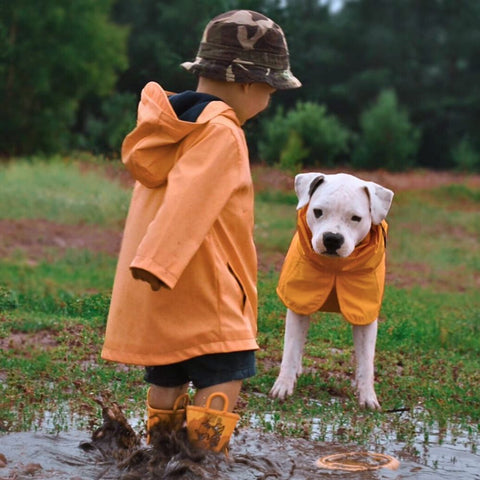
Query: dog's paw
[[269, 377, 296, 400], [357, 390, 381, 410]]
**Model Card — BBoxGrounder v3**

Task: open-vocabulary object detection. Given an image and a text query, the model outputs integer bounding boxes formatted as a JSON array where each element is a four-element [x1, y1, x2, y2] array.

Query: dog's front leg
[[352, 320, 381, 410], [270, 309, 310, 400]]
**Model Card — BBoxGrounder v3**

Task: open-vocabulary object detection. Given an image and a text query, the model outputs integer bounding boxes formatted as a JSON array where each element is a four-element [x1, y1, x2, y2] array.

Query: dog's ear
[[295, 173, 326, 210], [364, 182, 394, 224]]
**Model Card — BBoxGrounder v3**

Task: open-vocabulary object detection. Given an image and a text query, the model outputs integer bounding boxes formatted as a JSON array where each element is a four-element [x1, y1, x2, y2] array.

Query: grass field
[[0, 156, 479, 448]]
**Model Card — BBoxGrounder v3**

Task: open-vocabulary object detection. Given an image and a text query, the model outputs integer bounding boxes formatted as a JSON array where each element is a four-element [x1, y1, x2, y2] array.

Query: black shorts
[[144, 350, 256, 389]]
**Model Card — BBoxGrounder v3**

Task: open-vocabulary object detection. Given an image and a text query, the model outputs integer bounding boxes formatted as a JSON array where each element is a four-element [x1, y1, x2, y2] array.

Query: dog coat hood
[[277, 206, 387, 325], [102, 82, 258, 366]]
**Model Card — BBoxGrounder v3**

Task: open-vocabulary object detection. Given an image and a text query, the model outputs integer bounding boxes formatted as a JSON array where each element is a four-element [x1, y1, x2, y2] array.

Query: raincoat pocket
[[226, 263, 247, 313]]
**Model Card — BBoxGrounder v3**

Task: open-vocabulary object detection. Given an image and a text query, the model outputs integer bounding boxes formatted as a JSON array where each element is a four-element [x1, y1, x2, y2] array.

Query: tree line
[[1, 0, 480, 171]]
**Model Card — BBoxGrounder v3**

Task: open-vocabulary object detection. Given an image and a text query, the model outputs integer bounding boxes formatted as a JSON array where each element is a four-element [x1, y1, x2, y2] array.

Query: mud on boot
[[186, 392, 239, 454]]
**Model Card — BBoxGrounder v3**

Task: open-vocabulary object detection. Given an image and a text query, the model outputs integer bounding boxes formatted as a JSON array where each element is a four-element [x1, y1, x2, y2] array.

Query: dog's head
[[295, 172, 394, 257]]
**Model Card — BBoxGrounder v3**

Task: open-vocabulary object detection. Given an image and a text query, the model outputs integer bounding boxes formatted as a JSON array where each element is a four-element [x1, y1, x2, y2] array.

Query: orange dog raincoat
[[277, 207, 387, 326]]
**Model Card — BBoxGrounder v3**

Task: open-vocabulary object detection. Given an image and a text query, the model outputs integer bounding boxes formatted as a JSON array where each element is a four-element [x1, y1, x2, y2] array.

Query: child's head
[[181, 10, 301, 91]]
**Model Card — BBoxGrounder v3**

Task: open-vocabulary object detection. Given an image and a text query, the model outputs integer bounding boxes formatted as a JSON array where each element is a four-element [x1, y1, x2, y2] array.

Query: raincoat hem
[[101, 339, 259, 366]]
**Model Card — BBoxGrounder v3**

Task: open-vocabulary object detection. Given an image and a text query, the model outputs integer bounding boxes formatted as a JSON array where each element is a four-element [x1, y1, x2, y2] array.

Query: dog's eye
[[313, 209, 323, 219], [351, 215, 362, 222]]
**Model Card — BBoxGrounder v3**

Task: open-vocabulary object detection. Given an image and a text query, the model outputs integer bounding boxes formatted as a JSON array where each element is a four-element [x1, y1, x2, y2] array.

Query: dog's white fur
[[270, 173, 394, 409]]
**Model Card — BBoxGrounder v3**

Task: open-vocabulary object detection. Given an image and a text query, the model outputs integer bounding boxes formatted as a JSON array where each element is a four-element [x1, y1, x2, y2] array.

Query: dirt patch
[[0, 218, 122, 261], [251, 164, 480, 192], [257, 250, 286, 273], [252, 165, 294, 192], [342, 168, 480, 191], [0, 330, 59, 353]]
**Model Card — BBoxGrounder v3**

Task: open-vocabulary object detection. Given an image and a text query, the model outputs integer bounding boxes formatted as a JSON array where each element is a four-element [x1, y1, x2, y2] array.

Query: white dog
[[270, 172, 394, 409]]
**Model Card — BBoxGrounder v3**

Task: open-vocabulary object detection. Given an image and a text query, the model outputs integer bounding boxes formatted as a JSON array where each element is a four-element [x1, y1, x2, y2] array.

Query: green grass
[[0, 156, 130, 226], [0, 250, 117, 294], [388, 191, 479, 277], [0, 157, 479, 447]]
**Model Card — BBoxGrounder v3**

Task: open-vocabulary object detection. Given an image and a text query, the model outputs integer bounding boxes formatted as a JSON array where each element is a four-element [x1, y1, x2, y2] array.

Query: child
[[101, 9, 300, 453]]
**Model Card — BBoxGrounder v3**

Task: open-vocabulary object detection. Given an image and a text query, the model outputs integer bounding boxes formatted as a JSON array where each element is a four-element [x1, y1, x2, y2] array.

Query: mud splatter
[[77, 399, 285, 480]]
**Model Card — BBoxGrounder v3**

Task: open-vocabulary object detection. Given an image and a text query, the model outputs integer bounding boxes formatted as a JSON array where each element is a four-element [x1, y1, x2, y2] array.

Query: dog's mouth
[[321, 250, 340, 257]]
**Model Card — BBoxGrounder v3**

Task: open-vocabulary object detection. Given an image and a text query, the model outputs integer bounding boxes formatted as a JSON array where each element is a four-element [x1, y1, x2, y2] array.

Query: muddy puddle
[[1, 428, 479, 479], [1, 403, 478, 480]]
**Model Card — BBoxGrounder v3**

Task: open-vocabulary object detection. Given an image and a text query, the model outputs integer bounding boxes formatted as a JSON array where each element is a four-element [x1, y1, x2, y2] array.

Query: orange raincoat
[[102, 82, 258, 366], [277, 207, 387, 325]]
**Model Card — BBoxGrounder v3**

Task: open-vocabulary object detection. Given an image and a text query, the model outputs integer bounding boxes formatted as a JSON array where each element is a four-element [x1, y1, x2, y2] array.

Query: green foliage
[[270, 0, 480, 169], [112, 0, 246, 93], [2, 0, 480, 167], [352, 90, 420, 171], [278, 131, 309, 173], [0, 0, 128, 155], [259, 102, 351, 168], [78, 92, 137, 154], [451, 136, 480, 172]]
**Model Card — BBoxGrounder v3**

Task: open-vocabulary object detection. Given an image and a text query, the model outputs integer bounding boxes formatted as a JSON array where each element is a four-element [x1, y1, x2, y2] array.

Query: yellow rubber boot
[[186, 392, 239, 453], [146, 389, 189, 444]]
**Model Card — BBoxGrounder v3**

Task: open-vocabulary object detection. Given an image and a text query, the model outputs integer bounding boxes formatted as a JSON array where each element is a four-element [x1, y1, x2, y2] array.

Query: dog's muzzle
[[322, 232, 344, 255]]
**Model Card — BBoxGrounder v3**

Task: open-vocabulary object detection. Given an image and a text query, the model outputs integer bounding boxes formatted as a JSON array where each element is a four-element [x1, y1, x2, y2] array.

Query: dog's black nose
[[323, 232, 344, 253]]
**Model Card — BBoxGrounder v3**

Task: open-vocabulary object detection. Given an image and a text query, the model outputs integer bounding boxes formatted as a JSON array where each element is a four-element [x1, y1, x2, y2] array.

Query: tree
[[261, 0, 333, 110], [316, 0, 480, 168], [0, 0, 128, 155], [259, 101, 351, 168], [352, 90, 420, 171]]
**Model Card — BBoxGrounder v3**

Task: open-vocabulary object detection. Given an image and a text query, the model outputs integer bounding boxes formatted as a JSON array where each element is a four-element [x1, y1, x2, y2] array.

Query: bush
[[452, 136, 480, 172], [259, 102, 351, 170], [78, 92, 137, 154], [278, 131, 310, 174], [352, 89, 420, 171]]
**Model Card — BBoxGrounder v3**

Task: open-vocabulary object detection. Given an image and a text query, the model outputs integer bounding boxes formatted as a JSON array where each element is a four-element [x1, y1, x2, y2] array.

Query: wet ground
[[2, 166, 480, 478], [1, 424, 478, 479]]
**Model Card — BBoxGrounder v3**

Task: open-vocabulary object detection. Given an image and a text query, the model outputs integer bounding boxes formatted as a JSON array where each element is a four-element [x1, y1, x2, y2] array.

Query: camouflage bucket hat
[[181, 10, 301, 90]]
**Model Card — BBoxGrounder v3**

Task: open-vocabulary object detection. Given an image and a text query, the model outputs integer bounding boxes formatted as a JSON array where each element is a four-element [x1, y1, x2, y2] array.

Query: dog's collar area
[[296, 206, 388, 271]]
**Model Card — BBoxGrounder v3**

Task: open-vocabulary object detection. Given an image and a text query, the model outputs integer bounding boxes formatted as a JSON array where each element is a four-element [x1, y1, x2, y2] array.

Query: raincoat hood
[[122, 81, 240, 188]]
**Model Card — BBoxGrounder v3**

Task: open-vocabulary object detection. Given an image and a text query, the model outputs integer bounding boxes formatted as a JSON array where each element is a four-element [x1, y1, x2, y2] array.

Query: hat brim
[[181, 58, 301, 90]]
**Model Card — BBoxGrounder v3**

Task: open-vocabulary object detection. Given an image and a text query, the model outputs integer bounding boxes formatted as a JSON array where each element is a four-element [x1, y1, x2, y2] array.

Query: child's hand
[[130, 267, 166, 291]]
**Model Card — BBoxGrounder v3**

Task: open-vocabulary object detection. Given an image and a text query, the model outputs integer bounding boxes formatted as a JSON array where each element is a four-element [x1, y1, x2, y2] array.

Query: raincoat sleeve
[[129, 121, 246, 289]]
